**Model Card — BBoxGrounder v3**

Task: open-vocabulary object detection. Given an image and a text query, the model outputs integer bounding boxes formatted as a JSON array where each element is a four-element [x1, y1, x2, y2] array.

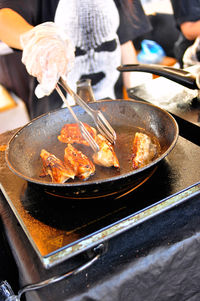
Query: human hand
[[20, 22, 75, 98]]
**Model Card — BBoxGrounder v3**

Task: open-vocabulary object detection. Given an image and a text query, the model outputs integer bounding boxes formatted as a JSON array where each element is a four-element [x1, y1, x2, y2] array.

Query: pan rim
[[5, 99, 179, 187]]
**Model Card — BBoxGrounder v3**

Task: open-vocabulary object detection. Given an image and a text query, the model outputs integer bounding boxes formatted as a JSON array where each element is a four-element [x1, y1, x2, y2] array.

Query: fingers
[[20, 22, 75, 98]]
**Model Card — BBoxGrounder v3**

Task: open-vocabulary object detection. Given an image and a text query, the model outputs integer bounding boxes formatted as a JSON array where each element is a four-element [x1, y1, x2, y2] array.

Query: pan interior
[[5, 100, 178, 186]]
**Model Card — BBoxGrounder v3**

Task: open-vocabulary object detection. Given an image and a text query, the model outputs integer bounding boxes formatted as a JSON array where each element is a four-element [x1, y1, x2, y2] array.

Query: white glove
[[183, 37, 200, 68], [20, 22, 75, 98]]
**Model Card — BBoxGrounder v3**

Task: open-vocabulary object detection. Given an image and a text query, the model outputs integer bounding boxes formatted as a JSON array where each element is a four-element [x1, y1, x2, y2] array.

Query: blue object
[[137, 39, 166, 64]]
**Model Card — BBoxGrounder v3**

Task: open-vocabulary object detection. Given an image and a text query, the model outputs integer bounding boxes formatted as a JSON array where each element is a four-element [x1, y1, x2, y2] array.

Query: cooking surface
[[0, 126, 200, 267], [0, 80, 200, 268], [0, 75, 200, 300]]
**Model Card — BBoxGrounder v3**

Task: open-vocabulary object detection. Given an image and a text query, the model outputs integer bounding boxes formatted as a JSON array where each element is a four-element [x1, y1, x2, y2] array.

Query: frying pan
[[5, 99, 178, 200]]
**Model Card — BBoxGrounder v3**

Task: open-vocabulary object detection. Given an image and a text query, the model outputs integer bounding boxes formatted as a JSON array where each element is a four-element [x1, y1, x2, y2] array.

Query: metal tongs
[[56, 85, 99, 152], [58, 77, 116, 144]]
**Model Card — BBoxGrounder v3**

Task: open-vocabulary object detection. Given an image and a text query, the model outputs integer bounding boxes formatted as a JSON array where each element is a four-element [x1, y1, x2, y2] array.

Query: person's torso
[[55, 0, 121, 100], [171, 0, 200, 25]]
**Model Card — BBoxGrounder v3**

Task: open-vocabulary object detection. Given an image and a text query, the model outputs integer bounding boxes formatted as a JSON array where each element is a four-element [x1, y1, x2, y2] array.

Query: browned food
[[92, 134, 120, 168], [64, 144, 95, 180], [132, 132, 157, 169], [58, 123, 97, 146], [40, 149, 76, 183]]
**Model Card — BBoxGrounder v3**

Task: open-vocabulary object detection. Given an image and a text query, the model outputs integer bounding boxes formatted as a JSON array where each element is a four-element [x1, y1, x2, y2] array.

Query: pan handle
[[13, 244, 105, 301], [117, 64, 199, 90]]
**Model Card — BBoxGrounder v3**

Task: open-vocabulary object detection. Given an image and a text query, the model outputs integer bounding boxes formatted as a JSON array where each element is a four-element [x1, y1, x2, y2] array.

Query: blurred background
[[0, 0, 180, 134]]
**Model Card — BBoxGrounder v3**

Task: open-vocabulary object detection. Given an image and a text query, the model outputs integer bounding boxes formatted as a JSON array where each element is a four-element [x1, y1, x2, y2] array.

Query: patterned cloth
[[55, 0, 121, 100]]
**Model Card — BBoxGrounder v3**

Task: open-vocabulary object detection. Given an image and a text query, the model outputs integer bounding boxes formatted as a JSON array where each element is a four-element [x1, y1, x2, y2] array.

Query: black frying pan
[[5, 99, 178, 199]]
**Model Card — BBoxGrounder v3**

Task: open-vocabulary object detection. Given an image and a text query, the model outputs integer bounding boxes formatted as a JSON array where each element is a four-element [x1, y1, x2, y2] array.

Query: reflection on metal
[[115, 167, 157, 199], [44, 184, 200, 268], [45, 168, 157, 200]]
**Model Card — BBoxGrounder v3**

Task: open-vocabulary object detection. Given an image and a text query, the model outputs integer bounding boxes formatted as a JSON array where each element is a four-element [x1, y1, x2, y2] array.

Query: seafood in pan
[[58, 123, 120, 168], [64, 144, 95, 180], [40, 145, 95, 183], [132, 132, 158, 169], [92, 134, 120, 168], [40, 124, 160, 183], [58, 123, 97, 146], [40, 149, 76, 183]]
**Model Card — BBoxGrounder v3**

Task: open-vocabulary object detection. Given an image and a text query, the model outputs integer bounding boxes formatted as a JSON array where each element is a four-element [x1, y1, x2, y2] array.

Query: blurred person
[[0, 50, 30, 105], [170, 0, 200, 68], [133, 13, 179, 59], [0, 0, 152, 119]]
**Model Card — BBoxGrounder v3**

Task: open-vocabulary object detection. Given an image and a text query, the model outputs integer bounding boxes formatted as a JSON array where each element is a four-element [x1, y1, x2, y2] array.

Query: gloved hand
[[183, 37, 200, 68], [20, 22, 75, 98]]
